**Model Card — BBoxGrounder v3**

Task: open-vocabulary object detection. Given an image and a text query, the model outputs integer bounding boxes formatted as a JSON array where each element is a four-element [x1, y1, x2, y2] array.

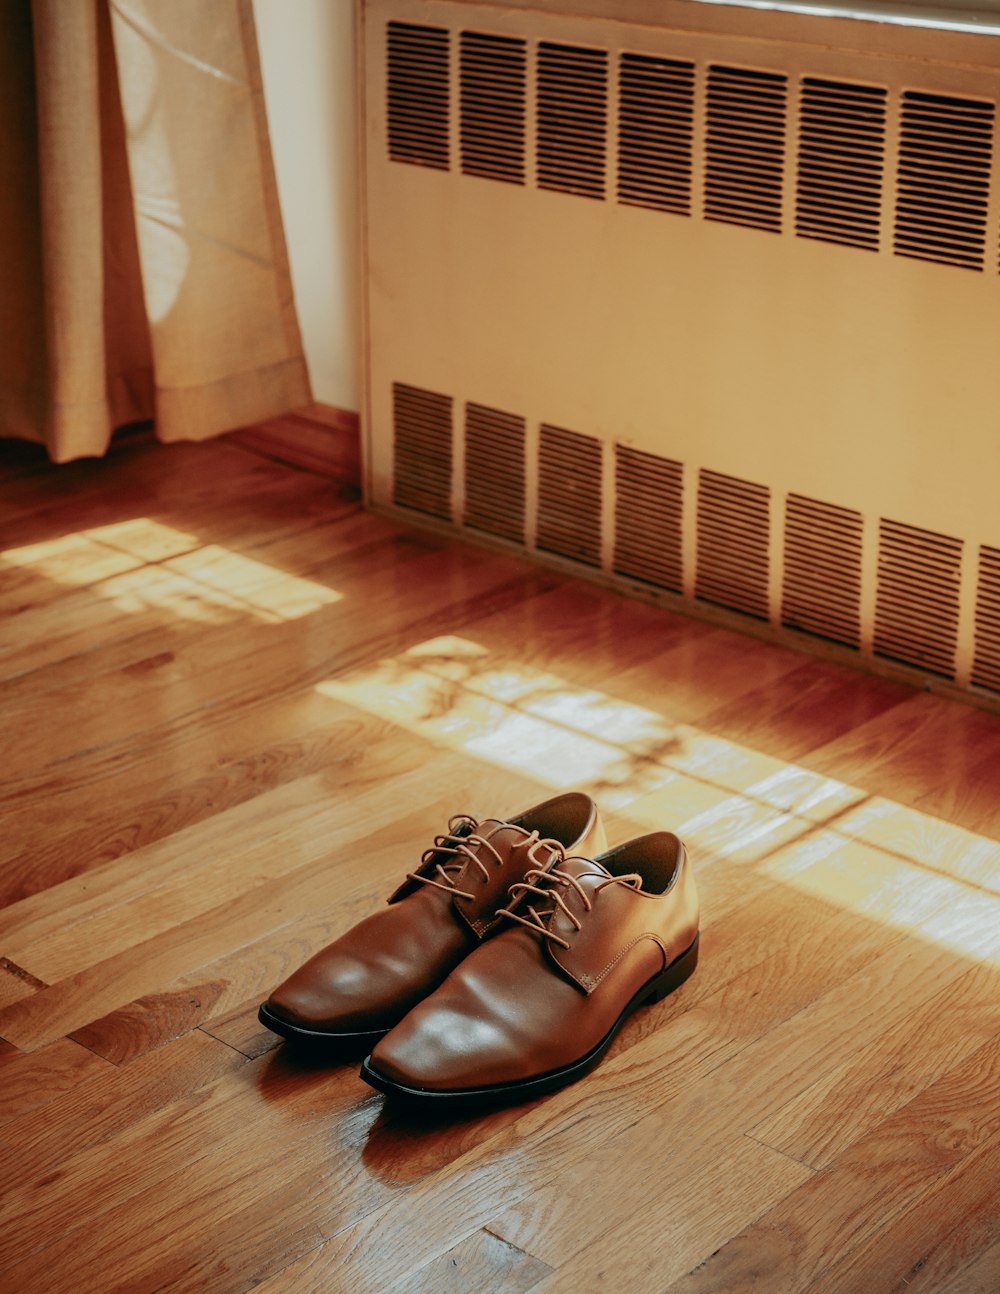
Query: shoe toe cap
[[266, 959, 404, 1034], [370, 999, 533, 1093]]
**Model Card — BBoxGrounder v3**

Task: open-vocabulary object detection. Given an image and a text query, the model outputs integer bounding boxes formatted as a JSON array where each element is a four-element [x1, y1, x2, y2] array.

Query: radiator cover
[[358, 0, 1000, 705]]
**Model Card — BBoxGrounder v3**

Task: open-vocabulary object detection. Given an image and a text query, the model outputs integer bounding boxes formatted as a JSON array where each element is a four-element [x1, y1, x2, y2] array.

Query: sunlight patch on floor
[[1, 519, 342, 623], [317, 633, 1000, 965]]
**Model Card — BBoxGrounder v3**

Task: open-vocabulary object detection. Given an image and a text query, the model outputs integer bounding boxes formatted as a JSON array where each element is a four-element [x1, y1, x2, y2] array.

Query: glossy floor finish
[[1, 432, 998, 1294]]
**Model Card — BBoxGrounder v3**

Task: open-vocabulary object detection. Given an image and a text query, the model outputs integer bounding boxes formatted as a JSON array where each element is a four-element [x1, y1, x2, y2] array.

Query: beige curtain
[[0, 0, 311, 463]]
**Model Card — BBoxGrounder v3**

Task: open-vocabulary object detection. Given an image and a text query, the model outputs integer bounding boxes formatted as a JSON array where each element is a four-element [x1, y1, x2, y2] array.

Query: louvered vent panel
[[695, 470, 770, 619], [874, 519, 962, 677], [782, 494, 863, 648], [796, 79, 886, 251], [613, 445, 683, 592], [387, 21, 450, 170], [618, 53, 695, 215], [537, 42, 607, 200], [537, 425, 602, 566], [972, 546, 1000, 693], [464, 402, 526, 542], [460, 31, 526, 184], [393, 382, 453, 520], [894, 91, 994, 270], [705, 65, 787, 233]]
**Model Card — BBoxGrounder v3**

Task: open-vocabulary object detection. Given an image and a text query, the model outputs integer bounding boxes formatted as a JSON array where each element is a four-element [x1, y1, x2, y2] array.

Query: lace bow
[[407, 815, 564, 900], [498, 862, 642, 949]]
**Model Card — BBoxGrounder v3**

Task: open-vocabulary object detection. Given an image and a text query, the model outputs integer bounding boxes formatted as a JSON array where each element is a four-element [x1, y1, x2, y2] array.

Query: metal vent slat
[[973, 546, 1000, 692], [537, 425, 602, 566], [460, 31, 526, 185], [706, 65, 787, 233], [797, 78, 886, 251], [782, 494, 863, 648], [618, 53, 694, 215], [387, 22, 450, 171], [464, 402, 526, 542], [613, 445, 683, 592], [873, 519, 962, 677], [894, 91, 994, 270], [393, 382, 453, 520], [696, 469, 770, 619], [537, 42, 607, 200]]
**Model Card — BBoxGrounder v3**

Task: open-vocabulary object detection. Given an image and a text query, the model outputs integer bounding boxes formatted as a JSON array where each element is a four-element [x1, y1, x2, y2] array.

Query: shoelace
[[407, 816, 563, 901], [498, 862, 643, 950]]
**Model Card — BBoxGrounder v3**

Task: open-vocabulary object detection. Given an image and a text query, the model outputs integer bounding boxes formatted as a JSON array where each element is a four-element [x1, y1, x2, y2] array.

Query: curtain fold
[[0, 0, 310, 463]]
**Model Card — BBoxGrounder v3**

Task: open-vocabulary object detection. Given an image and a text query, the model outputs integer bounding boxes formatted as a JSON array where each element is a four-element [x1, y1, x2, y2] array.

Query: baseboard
[[231, 402, 361, 484]]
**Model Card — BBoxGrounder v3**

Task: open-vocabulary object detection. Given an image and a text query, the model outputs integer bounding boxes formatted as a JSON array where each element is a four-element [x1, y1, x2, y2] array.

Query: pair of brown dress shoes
[[259, 792, 699, 1111]]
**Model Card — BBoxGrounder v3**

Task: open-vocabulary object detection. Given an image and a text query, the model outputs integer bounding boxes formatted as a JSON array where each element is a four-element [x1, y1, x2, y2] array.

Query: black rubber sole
[[257, 1002, 389, 1055], [360, 932, 700, 1111]]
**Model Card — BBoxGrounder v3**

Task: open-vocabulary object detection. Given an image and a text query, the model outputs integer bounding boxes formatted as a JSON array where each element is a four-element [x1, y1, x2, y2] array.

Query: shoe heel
[[644, 932, 699, 1004]]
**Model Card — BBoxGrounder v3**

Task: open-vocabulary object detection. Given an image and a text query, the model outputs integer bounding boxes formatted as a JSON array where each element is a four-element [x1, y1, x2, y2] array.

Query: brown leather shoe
[[360, 832, 699, 1108], [258, 792, 605, 1051]]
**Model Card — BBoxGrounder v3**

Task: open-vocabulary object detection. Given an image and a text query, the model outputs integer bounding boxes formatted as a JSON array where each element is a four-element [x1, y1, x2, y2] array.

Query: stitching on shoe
[[578, 933, 668, 991]]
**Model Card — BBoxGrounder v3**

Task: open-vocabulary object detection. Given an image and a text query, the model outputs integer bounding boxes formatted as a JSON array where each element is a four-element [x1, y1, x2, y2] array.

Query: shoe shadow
[[359, 1089, 550, 1186], [254, 1038, 369, 1109]]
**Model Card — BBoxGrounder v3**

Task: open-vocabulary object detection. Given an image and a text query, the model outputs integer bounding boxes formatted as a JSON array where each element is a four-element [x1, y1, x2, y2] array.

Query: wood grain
[[662, 1033, 1000, 1294], [389, 1230, 552, 1294], [748, 958, 1000, 1168], [814, 1129, 1000, 1294], [1, 432, 998, 1294], [0, 1037, 112, 1127], [230, 402, 362, 482]]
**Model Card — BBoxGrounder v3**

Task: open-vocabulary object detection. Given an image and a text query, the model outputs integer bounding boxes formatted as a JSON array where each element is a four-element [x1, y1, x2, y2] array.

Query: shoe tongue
[[471, 819, 533, 864], [551, 855, 613, 884]]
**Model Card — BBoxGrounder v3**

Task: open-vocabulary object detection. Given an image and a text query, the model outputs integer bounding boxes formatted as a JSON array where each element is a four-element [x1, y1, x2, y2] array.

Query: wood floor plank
[[0, 1047, 369, 1274], [748, 959, 1000, 1169], [0, 496, 369, 682], [3, 740, 463, 985], [936, 1237, 1000, 1294], [0, 768, 350, 961], [4, 776, 357, 982], [198, 1005, 281, 1061], [0, 1037, 112, 1127], [487, 1125, 810, 1289], [0, 537, 555, 793], [0, 532, 143, 614], [1, 434, 332, 544], [1, 1063, 397, 1293], [660, 1032, 1000, 1294], [0, 960, 41, 1009], [0, 684, 409, 904], [0, 534, 507, 776], [804, 694, 1000, 839], [385, 1230, 553, 1294], [608, 622, 810, 724], [468, 914, 986, 1290], [0, 1030, 244, 1182], [816, 796, 1000, 896], [430, 578, 719, 697], [814, 1127, 1000, 1294], [698, 656, 912, 762]]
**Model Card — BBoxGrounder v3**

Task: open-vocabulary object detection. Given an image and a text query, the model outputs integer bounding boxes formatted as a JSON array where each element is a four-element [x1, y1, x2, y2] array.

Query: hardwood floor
[[1, 430, 998, 1294]]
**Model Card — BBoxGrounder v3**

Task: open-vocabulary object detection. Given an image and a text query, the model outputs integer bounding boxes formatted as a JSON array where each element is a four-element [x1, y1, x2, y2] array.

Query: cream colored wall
[[253, 0, 360, 412]]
